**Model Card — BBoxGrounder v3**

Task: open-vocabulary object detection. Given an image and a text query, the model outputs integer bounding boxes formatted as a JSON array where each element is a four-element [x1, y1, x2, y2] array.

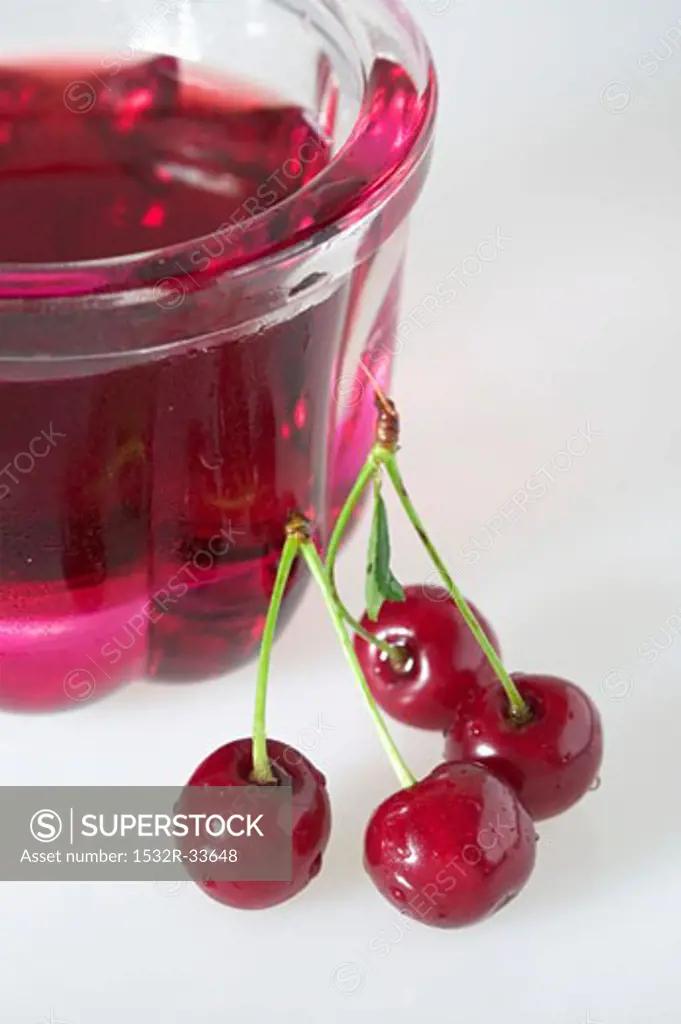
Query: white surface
[[2, 0, 681, 1020]]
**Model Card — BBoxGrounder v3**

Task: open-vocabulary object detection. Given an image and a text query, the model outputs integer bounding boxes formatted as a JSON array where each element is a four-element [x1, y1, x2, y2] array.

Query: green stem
[[383, 454, 531, 723], [325, 449, 396, 660], [251, 532, 301, 784], [300, 539, 416, 789]]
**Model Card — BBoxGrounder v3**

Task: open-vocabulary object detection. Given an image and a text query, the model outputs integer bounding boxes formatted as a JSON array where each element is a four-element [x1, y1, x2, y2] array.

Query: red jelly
[[0, 52, 435, 709]]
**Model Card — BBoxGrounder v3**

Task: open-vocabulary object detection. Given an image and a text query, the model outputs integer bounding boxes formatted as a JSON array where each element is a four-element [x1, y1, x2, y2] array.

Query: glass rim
[[0, 0, 437, 302]]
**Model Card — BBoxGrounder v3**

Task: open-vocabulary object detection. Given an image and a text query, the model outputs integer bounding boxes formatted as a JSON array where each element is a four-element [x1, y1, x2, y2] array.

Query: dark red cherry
[[364, 761, 537, 928], [444, 673, 603, 820], [180, 738, 331, 909], [354, 585, 501, 730]]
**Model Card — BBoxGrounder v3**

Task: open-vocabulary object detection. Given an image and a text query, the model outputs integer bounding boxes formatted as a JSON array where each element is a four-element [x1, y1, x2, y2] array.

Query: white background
[[2, 0, 681, 1021]]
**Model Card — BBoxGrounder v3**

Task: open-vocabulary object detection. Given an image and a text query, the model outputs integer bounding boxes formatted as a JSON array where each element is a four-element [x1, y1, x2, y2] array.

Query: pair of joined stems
[[251, 516, 416, 790], [326, 444, 529, 718], [252, 440, 530, 789]]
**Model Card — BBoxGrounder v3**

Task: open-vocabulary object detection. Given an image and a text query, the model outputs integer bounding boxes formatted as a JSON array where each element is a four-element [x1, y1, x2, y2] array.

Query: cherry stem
[[251, 531, 301, 784], [325, 451, 397, 661], [383, 454, 531, 723], [300, 538, 417, 789]]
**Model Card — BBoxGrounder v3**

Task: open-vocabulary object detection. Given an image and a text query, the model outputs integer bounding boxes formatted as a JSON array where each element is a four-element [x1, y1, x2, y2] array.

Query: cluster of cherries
[[181, 396, 603, 928], [356, 588, 603, 925]]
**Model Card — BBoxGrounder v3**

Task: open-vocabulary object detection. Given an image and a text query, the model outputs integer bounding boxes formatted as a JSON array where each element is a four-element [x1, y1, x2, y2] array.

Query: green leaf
[[366, 488, 405, 621]]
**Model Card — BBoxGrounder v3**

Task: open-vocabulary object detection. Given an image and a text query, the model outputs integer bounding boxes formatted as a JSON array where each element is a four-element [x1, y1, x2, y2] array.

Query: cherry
[[444, 673, 603, 820], [180, 737, 331, 909], [364, 761, 537, 928], [354, 585, 501, 730]]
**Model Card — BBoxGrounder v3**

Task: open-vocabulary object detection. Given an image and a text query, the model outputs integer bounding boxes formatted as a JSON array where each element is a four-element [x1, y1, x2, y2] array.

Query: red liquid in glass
[[0, 56, 429, 709]]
